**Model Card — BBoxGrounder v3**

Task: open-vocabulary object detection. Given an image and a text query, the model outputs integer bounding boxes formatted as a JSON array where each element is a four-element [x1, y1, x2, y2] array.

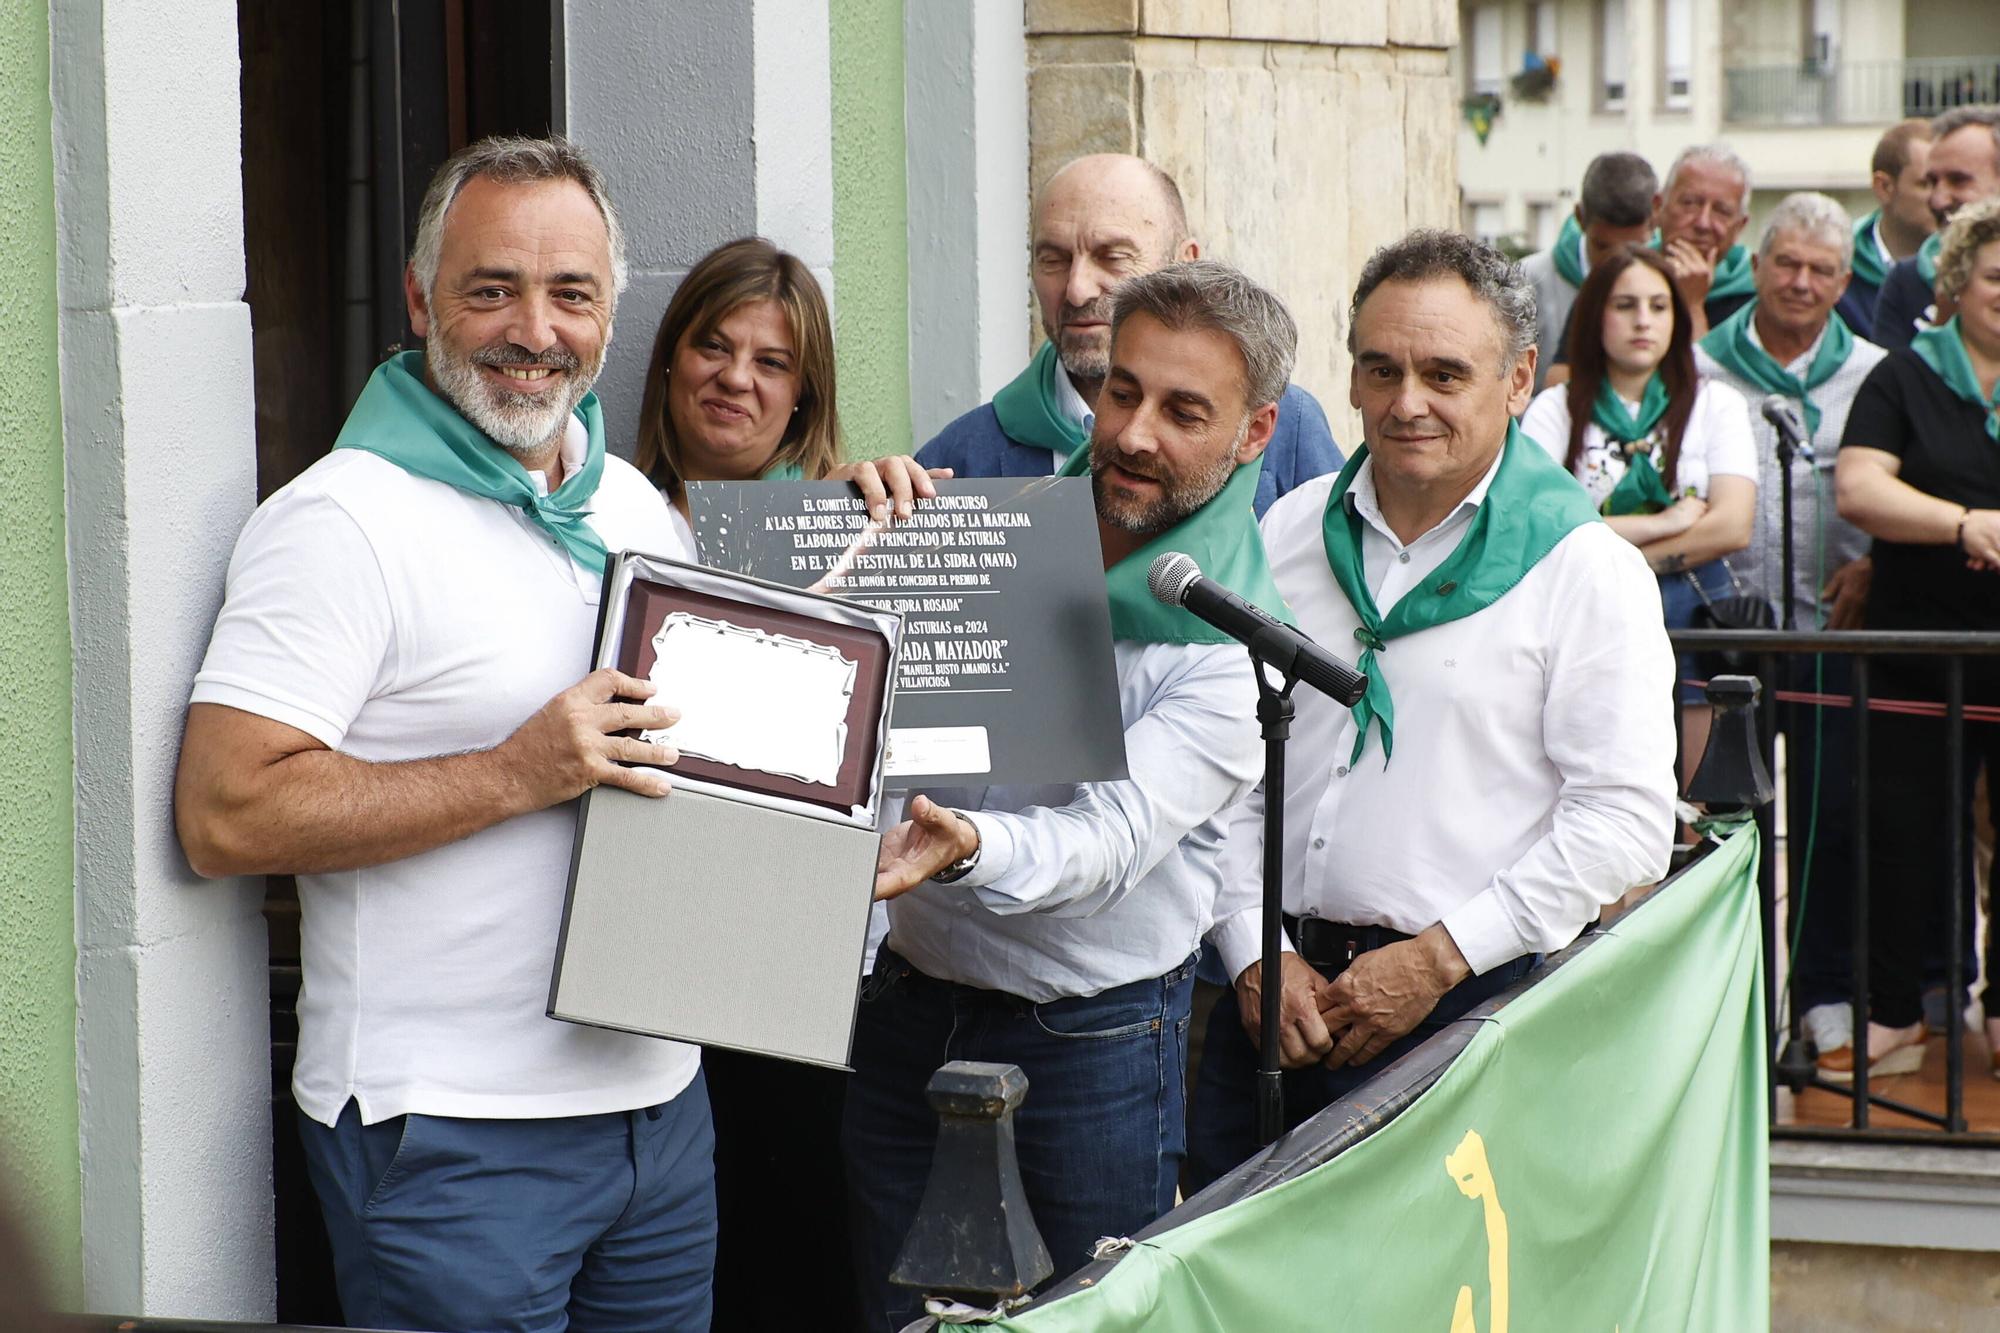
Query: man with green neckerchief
[[177, 137, 718, 1332], [1696, 192, 1889, 1062], [1186, 231, 1677, 1186], [1872, 106, 2000, 352], [1836, 119, 1936, 341], [1544, 144, 1759, 385], [849, 262, 1293, 1327], [1519, 151, 1656, 390]]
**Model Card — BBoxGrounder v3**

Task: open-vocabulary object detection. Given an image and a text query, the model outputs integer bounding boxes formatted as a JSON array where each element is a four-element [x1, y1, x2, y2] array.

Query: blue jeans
[[296, 1073, 717, 1333], [1184, 953, 1533, 1194], [1659, 559, 1737, 705], [842, 949, 1197, 1332]]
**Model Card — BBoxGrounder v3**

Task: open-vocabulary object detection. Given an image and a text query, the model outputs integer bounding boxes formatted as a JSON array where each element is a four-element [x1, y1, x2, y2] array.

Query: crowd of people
[[1514, 110, 2000, 1090], [162, 102, 2000, 1333]]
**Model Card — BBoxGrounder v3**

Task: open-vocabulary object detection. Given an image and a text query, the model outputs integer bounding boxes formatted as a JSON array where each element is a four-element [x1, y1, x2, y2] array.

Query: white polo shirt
[[191, 425, 699, 1126]]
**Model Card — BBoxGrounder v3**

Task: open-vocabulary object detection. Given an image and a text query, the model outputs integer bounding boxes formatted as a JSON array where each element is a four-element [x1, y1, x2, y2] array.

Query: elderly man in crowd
[[888, 154, 1340, 519], [1696, 193, 1889, 1059], [1548, 144, 1757, 386], [1838, 119, 1935, 340], [1873, 105, 2000, 351], [850, 261, 1298, 1329], [1519, 151, 1657, 389], [174, 138, 715, 1332], [1186, 231, 1677, 1185]]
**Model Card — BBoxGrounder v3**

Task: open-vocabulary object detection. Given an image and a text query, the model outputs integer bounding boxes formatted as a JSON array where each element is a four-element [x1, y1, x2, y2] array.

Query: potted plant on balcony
[[1511, 52, 1560, 102]]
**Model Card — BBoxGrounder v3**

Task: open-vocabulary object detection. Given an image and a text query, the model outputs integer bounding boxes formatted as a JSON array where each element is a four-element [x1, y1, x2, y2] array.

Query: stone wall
[[1024, 0, 1460, 442]]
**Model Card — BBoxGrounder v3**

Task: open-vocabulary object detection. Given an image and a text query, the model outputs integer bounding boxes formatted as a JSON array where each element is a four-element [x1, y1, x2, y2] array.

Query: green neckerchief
[[1054, 443, 1293, 644], [334, 351, 609, 573], [1321, 423, 1600, 765], [1591, 376, 1674, 516], [1705, 243, 1756, 302], [1699, 300, 1854, 438], [1850, 210, 1888, 289], [992, 341, 1089, 456], [1918, 231, 1943, 286], [1551, 212, 1587, 288], [1912, 317, 2000, 443]]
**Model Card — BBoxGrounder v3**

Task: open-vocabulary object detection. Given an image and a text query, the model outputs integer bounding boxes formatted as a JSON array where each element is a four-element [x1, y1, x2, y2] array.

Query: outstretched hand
[[873, 794, 979, 901]]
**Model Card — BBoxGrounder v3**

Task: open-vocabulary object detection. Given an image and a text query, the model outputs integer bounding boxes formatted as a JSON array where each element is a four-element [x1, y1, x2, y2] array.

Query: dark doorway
[[236, 1, 560, 1320]]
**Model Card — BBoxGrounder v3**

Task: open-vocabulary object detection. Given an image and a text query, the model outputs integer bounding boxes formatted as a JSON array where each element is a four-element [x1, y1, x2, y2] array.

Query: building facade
[[1455, 0, 1999, 250]]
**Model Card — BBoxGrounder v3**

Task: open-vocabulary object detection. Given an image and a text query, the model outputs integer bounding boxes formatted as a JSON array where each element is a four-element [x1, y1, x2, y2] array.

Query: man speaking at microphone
[[846, 261, 1292, 1327], [1185, 231, 1679, 1187]]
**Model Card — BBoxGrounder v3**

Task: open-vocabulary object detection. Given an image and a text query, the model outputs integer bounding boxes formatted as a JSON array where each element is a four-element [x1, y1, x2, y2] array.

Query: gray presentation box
[[548, 552, 902, 1069]]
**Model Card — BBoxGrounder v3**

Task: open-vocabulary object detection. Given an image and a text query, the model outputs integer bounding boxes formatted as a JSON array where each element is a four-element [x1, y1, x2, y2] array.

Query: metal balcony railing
[[1725, 56, 2000, 126]]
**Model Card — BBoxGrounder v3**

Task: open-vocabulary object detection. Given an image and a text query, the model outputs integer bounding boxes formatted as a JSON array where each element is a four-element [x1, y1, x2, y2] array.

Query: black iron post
[[888, 1062, 1052, 1314]]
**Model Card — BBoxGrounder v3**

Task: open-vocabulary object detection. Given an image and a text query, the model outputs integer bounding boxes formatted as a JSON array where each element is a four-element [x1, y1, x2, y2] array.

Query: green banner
[[996, 826, 1768, 1333]]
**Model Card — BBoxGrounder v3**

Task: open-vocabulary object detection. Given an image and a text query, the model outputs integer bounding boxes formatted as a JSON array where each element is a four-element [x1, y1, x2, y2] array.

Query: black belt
[[1284, 914, 1411, 975]]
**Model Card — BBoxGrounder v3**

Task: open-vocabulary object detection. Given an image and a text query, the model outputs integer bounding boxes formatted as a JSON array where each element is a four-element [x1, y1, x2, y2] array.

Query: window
[[1660, 0, 1691, 109], [1469, 4, 1504, 97], [1465, 200, 1506, 243], [1598, 0, 1627, 111], [1528, 201, 1561, 250], [1529, 0, 1557, 57]]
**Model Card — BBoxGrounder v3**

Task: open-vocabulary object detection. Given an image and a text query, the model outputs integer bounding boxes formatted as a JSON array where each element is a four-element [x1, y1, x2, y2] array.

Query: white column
[[904, 0, 1031, 445], [51, 0, 274, 1316], [754, 0, 837, 296]]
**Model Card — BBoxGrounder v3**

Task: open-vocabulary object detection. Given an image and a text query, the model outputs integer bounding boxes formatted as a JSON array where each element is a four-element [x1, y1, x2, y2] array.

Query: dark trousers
[[705, 1049, 860, 1332], [842, 949, 1197, 1333], [1184, 951, 1533, 1195], [1865, 655, 2000, 1028], [295, 1075, 716, 1333]]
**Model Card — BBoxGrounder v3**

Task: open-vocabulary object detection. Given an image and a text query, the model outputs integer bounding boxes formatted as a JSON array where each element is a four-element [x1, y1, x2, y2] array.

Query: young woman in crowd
[[1833, 196, 2000, 1083], [1521, 245, 1758, 774]]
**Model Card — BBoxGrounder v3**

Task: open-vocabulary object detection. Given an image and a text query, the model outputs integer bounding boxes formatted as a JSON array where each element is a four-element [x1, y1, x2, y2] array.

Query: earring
[[792, 406, 800, 414]]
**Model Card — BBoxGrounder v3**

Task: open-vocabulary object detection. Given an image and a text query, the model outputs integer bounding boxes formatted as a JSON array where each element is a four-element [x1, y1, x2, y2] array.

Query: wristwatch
[[929, 810, 982, 884]]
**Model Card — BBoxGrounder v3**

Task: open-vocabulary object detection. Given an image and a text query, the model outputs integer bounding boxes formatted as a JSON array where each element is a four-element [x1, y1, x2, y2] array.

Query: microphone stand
[[1253, 661, 1298, 1146], [1776, 426, 1800, 631]]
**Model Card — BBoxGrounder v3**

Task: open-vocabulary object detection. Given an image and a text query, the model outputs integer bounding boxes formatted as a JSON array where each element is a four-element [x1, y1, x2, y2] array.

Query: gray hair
[[1935, 195, 2000, 299], [1346, 229, 1537, 371], [409, 135, 629, 305], [1579, 152, 1658, 228], [1110, 260, 1297, 408], [1664, 143, 1752, 213], [1930, 105, 2000, 173], [1758, 191, 1854, 271]]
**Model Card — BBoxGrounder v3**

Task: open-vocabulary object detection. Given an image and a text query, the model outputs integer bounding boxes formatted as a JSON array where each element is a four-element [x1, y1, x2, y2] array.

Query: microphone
[[1760, 393, 1814, 461], [1147, 552, 1368, 706]]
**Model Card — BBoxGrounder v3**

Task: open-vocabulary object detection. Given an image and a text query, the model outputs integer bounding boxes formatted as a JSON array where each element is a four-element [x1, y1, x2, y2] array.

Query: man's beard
[[426, 330, 602, 458], [1090, 420, 1245, 536], [1044, 295, 1114, 384]]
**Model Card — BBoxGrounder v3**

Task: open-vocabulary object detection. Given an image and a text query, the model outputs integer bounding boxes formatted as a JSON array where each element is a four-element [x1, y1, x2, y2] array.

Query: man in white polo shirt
[[1185, 231, 1678, 1187], [174, 137, 711, 1332]]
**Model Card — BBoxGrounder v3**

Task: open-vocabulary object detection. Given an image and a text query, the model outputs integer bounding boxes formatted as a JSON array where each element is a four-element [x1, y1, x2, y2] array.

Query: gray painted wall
[[564, 0, 758, 457]]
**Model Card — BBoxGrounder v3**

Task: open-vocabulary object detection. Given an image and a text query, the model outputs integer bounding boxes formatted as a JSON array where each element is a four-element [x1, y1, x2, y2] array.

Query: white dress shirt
[[1208, 454, 1678, 981], [887, 639, 1262, 1001], [1047, 363, 1096, 472]]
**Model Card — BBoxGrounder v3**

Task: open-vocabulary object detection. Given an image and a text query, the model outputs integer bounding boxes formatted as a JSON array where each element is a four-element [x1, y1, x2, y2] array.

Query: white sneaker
[[1804, 1002, 1853, 1053]]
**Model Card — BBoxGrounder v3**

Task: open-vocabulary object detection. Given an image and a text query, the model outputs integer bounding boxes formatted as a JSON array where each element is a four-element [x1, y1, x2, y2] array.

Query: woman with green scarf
[[1520, 246, 1757, 768], [1833, 196, 2000, 1085]]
